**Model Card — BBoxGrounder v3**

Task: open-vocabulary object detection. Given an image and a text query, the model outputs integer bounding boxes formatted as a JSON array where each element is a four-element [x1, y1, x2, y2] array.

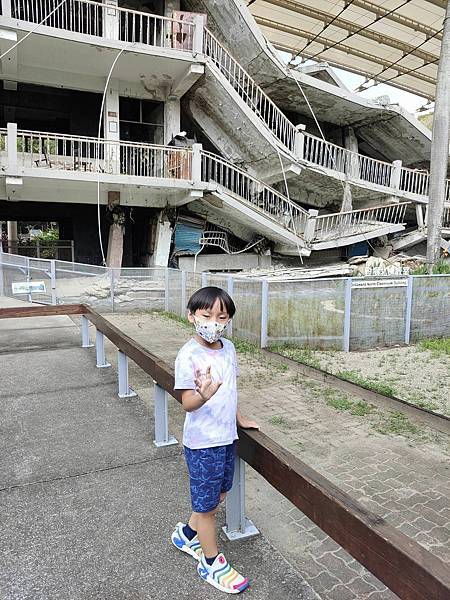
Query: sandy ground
[[285, 344, 450, 417]]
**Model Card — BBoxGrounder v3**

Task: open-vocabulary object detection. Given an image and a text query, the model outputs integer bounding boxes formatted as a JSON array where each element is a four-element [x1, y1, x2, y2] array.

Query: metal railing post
[[81, 315, 94, 348], [96, 329, 111, 368], [153, 383, 178, 447], [223, 456, 259, 541], [50, 259, 57, 305], [181, 270, 186, 315], [404, 275, 414, 345], [343, 277, 352, 352], [260, 279, 269, 348], [165, 268, 170, 311], [117, 350, 137, 398], [201, 271, 208, 287], [227, 275, 234, 337]]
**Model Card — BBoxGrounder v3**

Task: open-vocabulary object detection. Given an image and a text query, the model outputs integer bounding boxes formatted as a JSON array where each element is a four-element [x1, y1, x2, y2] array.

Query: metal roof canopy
[[249, 0, 447, 101]]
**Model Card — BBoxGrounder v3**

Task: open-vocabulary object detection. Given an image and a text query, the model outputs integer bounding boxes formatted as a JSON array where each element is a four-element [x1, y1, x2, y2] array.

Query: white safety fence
[[1, 251, 449, 352]]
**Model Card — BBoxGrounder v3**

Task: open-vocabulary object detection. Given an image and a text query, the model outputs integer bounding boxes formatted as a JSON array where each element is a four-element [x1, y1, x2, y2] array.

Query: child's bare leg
[[188, 492, 225, 534], [195, 510, 218, 558]]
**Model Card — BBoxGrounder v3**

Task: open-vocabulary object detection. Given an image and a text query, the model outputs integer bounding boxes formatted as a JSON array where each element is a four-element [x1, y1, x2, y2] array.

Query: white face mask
[[193, 316, 229, 343]]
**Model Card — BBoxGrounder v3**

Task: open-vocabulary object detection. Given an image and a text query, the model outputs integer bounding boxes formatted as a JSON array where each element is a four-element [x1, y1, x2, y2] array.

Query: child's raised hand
[[195, 365, 222, 402]]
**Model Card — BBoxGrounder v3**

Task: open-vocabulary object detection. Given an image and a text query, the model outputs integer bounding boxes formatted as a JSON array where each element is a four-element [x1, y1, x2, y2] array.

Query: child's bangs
[[187, 286, 236, 317]]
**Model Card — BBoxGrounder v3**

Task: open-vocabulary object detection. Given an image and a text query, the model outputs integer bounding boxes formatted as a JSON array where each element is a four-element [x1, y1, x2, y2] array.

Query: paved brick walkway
[[89, 312, 450, 600]]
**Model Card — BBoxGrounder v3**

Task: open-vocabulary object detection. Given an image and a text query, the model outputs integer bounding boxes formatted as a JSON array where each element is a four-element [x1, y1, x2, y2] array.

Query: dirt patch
[[271, 343, 450, 417]]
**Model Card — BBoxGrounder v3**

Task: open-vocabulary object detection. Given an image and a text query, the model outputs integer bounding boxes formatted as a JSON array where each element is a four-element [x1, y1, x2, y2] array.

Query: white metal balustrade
[[2, 129, 193, 179], [201, 150, 309, 235], [313, 203, 409, 241], [203, 28, 297, 153], [10, 0, 195, 50]]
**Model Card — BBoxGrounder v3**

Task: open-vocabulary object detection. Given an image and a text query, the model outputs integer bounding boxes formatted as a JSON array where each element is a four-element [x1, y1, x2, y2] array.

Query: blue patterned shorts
[[184, 442, 237, 513]]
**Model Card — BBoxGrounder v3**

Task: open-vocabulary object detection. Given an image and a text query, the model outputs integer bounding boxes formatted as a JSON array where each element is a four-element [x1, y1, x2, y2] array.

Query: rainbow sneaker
[[171, 522, 203, 561], [197, 553, 249, 594]]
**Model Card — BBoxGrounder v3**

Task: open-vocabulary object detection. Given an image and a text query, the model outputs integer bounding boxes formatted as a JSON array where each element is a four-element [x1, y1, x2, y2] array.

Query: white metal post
[[109, 268, 115, 312], [343, 277, 352, 352], [96, 330, 111, 368], [390, 160, 402, 190], [223, 457, 259, 541], [260, 279, 269, 348], [201, 271, 208, 287], [227, 275, 234, 337], [81, 315, 94, 348], [50, 260, 57, 305], [404, 275, 414, 345], [153, 383, 178, 447], [165, 268, 170, 311], [118, 350, 137, 398], [2, 0, 11, 17], [181, 270, 186, 315]]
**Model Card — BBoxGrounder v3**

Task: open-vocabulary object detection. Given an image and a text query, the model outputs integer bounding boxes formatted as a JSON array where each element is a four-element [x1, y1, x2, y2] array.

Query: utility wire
[[305, 0, 411, 63], [289, 0, 355, 64], [355, 27, 442, 92], [0, 0, 67, 61]]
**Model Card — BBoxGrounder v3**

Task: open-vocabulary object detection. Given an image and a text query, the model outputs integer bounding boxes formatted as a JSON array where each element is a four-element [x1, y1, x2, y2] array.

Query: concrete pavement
[[0, 313, 319, 600]]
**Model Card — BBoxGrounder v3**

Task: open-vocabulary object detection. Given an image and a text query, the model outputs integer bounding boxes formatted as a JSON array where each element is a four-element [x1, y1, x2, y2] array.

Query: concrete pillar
[[7, 220, 18, 254], [7, 122, 17, 173], [104, 0, 119, 40], [164, 0, 180, 48], [390, 159, 402, 190], [106, 191, 124, 268], [304, 209, 318, 243], [165, 0, 180, 17], [104, 81, 120, 174], [294, 124, 306, 160], [341, 181, 353, 212], [107, 223, 124, 268], [164, 98, 181, 144], [343, 126, 359, 180], [150, 215, 173, 267]]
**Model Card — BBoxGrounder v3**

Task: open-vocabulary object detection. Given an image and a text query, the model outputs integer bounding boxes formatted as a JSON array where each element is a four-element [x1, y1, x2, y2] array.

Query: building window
[[119, 97, 164, 144]]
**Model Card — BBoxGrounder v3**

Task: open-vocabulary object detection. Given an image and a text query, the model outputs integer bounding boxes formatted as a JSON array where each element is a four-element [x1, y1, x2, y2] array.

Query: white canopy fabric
[[249, 0, 446, 101]]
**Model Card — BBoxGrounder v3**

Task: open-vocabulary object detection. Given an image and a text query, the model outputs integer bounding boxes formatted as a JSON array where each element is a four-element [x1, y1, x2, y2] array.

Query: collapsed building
[[0, 0, 448, 270]]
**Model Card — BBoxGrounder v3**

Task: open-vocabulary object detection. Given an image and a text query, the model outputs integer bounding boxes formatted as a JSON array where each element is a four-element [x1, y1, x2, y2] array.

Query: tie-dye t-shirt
[[174, 337, 239, 450]]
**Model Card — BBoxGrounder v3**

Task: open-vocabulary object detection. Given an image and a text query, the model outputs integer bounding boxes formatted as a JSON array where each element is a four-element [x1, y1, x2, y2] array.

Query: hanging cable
[[288, 0, 355, 65], [305, 0, 411, 63], [290, 75, 407, 266], [355, 27, 443, 92], [96, 48, 125, 266], [0, 0, 68, 62]]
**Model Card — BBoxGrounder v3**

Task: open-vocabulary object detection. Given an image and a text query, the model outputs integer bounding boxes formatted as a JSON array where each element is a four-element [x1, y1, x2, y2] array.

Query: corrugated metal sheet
[[174, 222, 203, 254]]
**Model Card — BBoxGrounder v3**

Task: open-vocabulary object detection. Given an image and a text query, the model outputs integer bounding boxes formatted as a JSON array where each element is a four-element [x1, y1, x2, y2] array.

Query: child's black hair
[[187, 286, 236, 318]]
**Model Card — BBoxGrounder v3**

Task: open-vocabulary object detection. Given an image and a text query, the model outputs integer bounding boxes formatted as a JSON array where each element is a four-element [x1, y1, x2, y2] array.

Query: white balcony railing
[[313, 203, 409, 241], [0, 128, 193, 179], [201, 150, 310, 236], [10, 0, 196, 50]]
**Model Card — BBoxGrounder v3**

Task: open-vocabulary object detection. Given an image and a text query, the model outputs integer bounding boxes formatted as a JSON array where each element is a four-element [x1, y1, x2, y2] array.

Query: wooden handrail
[[1, 303, 449, 599]]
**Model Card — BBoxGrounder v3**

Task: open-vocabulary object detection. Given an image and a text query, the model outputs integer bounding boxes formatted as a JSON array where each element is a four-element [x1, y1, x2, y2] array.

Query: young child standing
[[171, 286, 258, 594]]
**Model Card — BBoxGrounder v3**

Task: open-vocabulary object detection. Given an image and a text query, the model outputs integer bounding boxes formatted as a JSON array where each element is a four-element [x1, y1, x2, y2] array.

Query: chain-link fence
[[1, 251, 449, 351]]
